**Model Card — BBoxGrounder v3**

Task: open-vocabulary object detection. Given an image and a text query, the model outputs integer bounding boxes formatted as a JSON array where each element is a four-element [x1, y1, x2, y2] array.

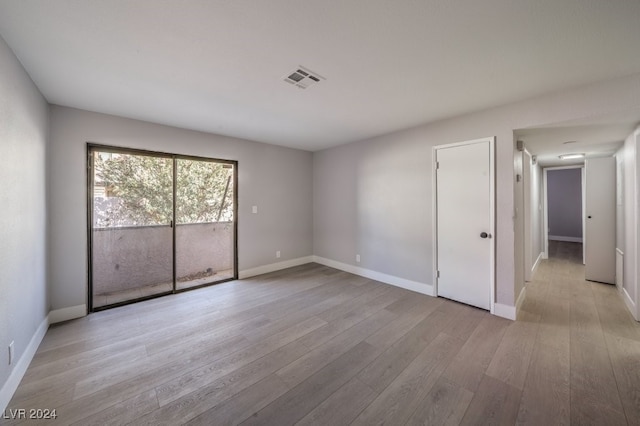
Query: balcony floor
[[93, 269, 234, 308]]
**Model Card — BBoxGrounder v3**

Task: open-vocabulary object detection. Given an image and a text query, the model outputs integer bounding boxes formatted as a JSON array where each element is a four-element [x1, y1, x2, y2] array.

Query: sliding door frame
[[87, 143, 238, 312]]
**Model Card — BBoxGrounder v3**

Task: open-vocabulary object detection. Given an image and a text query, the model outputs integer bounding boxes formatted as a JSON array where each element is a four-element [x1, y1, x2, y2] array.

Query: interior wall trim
[[312, 256, 434, 297], [515, 286, 527, 319], [49, 304, 87, 324], [0, 316, 48, 413], [238, 256, 314, 279], [493, 302, 516, 321], [548, 235, 583, 243], [621, 286, 638, 321], [532, 252, 544, 277]]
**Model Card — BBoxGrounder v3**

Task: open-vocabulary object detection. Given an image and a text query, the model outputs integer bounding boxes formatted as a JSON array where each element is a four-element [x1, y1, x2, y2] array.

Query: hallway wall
[[616, 126, 640, 319]]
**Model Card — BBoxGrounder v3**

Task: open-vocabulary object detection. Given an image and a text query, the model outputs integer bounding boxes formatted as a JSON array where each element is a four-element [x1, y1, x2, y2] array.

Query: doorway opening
[[543, 166, 585, 264], [88, 145, 238, 311]]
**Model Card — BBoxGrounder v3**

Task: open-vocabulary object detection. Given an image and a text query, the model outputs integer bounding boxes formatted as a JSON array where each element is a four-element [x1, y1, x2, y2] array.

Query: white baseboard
[[491, 286, 525, 321], [621, 286, 638, 321], [312, 256, 434, 296], [0, 316, 48, 412], [48, 304, 87, 324], [515, 286, 527, 318], [239, 256, 314, 279], [548, 235, 583, 243], [616, 248, 624, 291], [532, 252, 543, 276], [493, 302, 516, 321], [1, 303, 88, 411]]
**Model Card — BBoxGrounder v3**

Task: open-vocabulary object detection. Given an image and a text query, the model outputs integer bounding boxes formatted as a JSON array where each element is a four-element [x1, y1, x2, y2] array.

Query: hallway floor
[[517, 241, 640, 424]]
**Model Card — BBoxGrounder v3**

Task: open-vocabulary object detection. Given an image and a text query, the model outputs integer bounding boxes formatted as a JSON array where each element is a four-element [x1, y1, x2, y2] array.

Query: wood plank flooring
[[5, 241, 640, 425]]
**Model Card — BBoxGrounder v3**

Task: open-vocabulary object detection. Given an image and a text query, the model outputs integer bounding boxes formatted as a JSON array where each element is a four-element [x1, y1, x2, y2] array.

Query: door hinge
[[437, 270, 440, 278], [436, 161, 440, 170]]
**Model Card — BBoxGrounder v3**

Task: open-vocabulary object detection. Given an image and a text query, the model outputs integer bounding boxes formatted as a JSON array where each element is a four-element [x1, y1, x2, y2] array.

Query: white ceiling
[[1, 0, 640, 151], [516, 108, 640, 167]]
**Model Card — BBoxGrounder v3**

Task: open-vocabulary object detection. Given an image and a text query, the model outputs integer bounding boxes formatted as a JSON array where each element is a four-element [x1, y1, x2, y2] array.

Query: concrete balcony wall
[[92, 222, 233, 294]]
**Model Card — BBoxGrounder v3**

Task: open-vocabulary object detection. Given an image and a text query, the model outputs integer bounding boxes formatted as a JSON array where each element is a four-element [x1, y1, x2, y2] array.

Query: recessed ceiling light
[[559, 153, 585, 160]]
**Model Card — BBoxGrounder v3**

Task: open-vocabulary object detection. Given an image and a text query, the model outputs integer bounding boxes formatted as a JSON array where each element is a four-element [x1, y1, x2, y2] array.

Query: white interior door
[[585, 157, 616, 284], [435, 138, 494, 310]]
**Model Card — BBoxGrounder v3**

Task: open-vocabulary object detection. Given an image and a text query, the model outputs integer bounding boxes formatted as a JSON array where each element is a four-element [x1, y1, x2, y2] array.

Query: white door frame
[[541, 165, 585, 261], [432, 136, 496, 314], [634, 129, 640, 320], [523, 149, 532, 282]]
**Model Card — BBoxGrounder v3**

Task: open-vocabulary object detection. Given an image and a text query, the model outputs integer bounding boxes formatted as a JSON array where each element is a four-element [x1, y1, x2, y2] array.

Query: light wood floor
[[6, 241, 640, 425]]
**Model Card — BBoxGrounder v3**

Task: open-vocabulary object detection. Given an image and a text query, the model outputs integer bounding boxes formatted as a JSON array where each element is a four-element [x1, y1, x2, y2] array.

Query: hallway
[[518, 241, 640, 424]]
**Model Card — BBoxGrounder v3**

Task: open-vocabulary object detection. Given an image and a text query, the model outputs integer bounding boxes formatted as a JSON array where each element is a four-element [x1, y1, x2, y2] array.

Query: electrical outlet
[[356, 254, 361, 263], [252, 205, 258, 214], [276, 250, 281, 258], [8, 341, 14, 365]]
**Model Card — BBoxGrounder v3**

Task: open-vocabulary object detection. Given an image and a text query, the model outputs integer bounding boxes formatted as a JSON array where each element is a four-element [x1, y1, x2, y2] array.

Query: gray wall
[[314, 73, 640, 306], [547, 168, 583, 239], [314, 136, 432, 285], [49, 106, 313, 311], [0, 36, 49, 400]]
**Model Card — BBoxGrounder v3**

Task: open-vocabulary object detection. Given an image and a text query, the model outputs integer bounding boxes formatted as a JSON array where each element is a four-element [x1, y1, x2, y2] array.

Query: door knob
[[588, 216, 592, 219], [480, 232, 489, 239]]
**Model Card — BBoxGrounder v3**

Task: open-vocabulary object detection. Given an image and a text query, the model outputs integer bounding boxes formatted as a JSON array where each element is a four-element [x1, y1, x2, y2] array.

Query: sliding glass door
[[175, 158, 236, 290], [88, 146, 237, 310]]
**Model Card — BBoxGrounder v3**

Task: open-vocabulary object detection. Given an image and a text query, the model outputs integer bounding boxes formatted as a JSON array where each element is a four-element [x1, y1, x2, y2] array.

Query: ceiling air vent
[[283, 66, 325, 89]]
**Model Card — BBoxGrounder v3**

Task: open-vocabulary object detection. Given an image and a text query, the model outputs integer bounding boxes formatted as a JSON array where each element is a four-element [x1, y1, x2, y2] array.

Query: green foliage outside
[[94, 152, 234, 228]]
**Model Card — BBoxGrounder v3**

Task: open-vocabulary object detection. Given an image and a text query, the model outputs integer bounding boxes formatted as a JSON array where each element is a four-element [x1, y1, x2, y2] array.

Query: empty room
[[2, 1, 640, 425]]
